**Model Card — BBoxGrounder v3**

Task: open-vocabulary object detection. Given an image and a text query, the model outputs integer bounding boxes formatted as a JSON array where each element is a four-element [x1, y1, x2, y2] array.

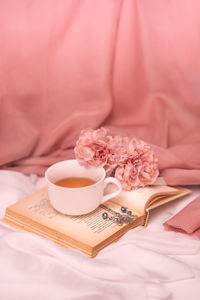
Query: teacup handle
[[101, 177, 122, 203]]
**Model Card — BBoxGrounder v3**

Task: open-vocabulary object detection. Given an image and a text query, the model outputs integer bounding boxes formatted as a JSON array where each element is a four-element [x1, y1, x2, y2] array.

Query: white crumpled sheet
[[0, 170, 200, 300]]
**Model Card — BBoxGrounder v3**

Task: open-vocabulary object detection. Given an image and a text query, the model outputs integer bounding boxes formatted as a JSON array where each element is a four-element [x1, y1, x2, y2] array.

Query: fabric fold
[[163, 196, 200, 239]]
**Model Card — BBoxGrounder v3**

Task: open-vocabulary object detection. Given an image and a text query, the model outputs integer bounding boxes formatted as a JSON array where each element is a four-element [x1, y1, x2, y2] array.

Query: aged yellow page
[[107, 185, 180, 214]]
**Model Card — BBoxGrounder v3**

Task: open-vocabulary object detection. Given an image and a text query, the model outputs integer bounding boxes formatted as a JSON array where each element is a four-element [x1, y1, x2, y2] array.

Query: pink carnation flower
[[114, 139, 159, 190], [74, 127, 117, 173], [74, 128, 159, 190]]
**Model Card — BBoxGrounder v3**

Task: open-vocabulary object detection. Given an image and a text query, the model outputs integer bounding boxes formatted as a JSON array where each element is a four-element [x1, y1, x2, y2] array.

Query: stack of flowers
[[74, 127, 159, 191]]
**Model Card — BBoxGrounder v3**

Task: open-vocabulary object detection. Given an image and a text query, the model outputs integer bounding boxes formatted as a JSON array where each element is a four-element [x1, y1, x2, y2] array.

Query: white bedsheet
[[0, 170, 200, 300]]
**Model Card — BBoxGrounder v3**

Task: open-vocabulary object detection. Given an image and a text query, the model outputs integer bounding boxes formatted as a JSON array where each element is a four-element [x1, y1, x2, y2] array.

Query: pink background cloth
[[163, 196, 200, 239], [0, 0, 200, 185]]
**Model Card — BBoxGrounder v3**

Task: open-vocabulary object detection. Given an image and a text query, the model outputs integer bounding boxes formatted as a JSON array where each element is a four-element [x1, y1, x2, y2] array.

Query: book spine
[[143, 211, 149, 227]]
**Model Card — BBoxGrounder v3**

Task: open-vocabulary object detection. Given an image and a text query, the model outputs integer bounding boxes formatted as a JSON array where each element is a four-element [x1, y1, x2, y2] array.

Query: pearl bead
[[121, 206, 126, 213], [102, 212, 108, 219]]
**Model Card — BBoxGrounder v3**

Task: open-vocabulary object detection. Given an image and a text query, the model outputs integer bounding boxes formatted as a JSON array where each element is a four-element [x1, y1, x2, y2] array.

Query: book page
[[106, 184, 180, 214], [146, 187, 191, 211], [5, 188, 141, 249]]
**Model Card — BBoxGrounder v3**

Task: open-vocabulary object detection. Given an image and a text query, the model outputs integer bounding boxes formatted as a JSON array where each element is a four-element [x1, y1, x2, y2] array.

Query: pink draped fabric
[[163, 196, 200, 238], [0, 0, 200, 185]]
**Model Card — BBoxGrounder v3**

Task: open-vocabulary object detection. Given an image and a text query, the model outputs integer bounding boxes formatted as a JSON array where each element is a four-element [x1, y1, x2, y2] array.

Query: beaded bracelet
[[101, 205, 138, 225]]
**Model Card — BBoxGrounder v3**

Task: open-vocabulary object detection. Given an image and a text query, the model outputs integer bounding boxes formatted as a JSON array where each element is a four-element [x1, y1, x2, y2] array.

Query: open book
[[2, 184, 190, 257]]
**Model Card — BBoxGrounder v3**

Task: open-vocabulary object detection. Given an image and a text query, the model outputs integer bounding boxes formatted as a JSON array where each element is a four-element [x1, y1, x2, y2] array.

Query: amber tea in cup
[[55, 177, 96, 188]]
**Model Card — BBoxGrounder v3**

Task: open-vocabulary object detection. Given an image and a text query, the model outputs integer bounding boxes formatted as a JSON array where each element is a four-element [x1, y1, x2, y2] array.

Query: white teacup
[[45, 160, 122, 215]]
